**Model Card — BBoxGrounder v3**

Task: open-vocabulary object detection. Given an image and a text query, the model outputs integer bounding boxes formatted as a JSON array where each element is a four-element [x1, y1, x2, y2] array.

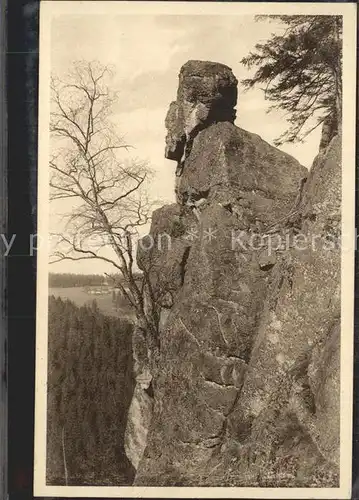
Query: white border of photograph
[[34, 2, 357, 498]]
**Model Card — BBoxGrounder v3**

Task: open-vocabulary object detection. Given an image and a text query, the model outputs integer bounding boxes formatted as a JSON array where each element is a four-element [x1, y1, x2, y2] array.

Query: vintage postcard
[[34, 1, 356, 498]]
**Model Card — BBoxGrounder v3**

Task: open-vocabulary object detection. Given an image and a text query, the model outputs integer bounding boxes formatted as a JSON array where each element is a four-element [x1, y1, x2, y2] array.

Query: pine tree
[[46, 296, 135, 485], [241, 15, 342, 145]]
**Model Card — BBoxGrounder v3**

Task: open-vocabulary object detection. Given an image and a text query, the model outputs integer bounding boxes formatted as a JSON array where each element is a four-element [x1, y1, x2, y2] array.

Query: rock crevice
[[126, 59, 341, 488]]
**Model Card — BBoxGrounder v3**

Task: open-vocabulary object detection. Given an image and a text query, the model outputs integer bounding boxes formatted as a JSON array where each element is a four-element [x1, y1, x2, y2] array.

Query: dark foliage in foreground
[[46, 296, 135, 485]]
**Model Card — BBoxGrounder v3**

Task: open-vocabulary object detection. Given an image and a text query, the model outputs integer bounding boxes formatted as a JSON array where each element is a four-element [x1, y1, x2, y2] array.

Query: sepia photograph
[[34, 2, 356, 498]]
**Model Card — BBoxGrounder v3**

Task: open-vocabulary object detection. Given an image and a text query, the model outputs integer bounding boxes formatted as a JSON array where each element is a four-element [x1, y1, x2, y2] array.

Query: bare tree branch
[[50, 61, 161, 362]]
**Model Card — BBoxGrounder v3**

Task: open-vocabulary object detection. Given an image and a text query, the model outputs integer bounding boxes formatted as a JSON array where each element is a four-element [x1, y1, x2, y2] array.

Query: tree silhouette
[[241, 15, 342, 145]]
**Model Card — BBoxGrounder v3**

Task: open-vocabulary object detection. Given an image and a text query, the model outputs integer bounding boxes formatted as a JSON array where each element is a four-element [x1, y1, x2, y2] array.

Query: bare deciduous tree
[[50, 60, 160, 361]]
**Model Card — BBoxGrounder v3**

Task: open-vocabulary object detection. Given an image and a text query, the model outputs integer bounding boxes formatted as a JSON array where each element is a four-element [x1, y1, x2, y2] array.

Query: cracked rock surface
[[128, 60, 341, 487]]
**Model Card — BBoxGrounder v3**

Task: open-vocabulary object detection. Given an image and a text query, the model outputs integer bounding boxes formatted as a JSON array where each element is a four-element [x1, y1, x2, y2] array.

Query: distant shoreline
[[49, 287, 136, 321]]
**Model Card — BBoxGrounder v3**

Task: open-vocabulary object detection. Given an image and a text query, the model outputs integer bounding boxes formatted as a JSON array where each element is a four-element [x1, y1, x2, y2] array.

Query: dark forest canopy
[[49, 273, 106, 288], [241, 15, 342, 145], [47, 296, 135, 485]]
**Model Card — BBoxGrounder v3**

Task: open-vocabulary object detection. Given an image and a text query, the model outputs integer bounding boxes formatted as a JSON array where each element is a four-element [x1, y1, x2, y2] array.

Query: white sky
[[49, 13, 321, 274]]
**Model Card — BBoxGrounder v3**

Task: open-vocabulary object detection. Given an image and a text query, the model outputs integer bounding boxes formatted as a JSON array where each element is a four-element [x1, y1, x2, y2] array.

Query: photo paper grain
[[34, 2, 356, 498]]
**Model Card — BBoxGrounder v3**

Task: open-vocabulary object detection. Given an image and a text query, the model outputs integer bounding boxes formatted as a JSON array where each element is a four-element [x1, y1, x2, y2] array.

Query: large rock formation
[[165, 60, 238, 176], [129, 60, 341, 487]]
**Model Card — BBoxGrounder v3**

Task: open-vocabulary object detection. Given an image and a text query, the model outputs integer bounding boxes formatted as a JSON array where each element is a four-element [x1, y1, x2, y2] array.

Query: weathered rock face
[[132, 60, 341, 487], [176, 121, 307, 220], [223, 136, 341, 486], [165, 60, 238, 173], [137, 204, 197, 309]]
